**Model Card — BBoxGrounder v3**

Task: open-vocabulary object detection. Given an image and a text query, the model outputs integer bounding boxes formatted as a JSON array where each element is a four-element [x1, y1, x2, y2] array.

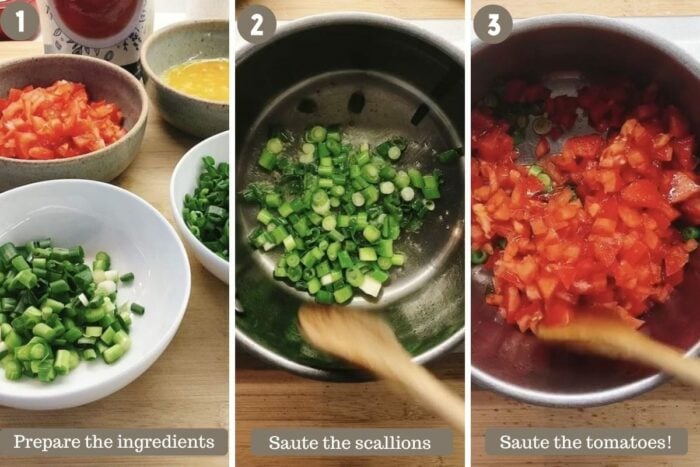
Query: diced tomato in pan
[[472, 79, 699, 333]]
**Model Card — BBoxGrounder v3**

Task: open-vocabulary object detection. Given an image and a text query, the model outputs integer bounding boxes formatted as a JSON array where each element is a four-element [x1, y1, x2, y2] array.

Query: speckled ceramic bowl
[[141, 20, 229, 139], [0, 54, 148, 192]]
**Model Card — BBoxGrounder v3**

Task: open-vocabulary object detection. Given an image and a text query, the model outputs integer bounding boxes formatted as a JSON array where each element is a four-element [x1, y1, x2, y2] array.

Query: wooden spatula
[[298, 304, 465, 432], [537, 316, 700, 388]]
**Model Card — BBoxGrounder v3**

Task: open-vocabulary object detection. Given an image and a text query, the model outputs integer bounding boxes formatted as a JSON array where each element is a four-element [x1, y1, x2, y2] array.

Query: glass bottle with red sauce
[[37, 0, 154, 78]]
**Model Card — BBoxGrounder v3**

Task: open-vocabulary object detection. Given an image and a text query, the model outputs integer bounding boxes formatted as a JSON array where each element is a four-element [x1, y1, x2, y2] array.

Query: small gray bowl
[[141, 20, 229, 139], [0, 54, 148, 192]]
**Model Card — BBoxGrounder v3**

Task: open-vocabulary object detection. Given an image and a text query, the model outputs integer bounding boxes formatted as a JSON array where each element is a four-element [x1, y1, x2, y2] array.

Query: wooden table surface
[[471, 1, 700, 466], [236, 350, 464, 467], [473, 381, 700, 466], [472, 0, 700, 17], [0, 42, 229, 466], [236, 0, 465, 20], [234, 1, 465, 466]]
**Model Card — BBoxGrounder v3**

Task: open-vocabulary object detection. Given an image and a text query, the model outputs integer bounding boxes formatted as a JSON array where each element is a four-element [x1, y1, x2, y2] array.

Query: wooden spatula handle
[[372, 345, 466, 432], [298, 305, 465, 432], [589, 327, 700, 388], [538, 318, 700, 388]]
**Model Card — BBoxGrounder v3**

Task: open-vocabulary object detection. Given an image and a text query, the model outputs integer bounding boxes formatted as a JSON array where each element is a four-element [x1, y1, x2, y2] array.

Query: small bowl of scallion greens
[[170, 131, 229, 283]]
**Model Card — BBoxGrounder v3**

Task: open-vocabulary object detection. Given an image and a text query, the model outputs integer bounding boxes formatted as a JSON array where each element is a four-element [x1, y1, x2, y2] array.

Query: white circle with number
[[237, 5, 277, 45], [474, 4, 513, 44]]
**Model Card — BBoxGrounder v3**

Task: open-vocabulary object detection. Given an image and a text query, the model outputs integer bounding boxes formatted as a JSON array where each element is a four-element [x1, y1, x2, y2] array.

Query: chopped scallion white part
[[359, 275, 382, 297], [380, 181, 395, 194], [320, 273, 334, 286], [299, 152, 314, 164], [96, 280, 117, 296], [85, 326, 102, 337], [388, 145, 402, 160], [103, 297, 116, 313], [322, 216, 337, 231], [352, 192, 365, 207], [312, 201, 331, 215], [302, 142, 315, 155], [283, 235, 297, 251], [400, 186, 415, 202], [267, 138, 284, 154], [104, 270, 119, 282], [92, 270, 106, 283]]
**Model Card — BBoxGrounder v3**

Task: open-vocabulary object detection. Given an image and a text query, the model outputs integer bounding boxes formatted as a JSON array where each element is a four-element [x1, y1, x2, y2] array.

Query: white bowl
[[170, 131, 229, 283], [0, 180, 191, 410]]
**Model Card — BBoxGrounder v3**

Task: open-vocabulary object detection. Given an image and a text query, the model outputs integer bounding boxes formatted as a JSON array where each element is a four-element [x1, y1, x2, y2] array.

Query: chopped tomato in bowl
[[0, 81, 126, 160], [0, 54, 148, 191]]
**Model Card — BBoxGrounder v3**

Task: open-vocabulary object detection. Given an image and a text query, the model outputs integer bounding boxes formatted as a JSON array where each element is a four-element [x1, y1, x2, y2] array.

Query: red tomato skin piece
[[535, 137, 550, 158]]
